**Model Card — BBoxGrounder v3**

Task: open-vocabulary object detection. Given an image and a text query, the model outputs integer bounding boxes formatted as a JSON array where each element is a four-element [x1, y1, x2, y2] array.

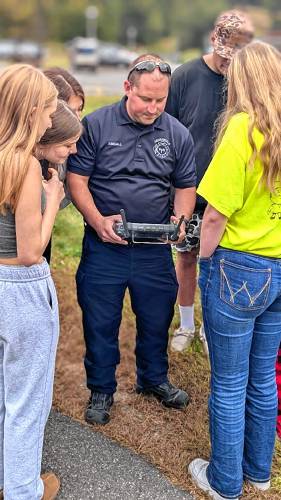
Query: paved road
[[72, 64, 179, 96], [42, 411, 194, 500], [72, 67, 127, 95], [0, 62, 178, 96]]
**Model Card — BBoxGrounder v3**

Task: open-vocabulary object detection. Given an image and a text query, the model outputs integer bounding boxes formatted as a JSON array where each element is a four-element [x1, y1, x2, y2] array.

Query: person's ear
[[29, 106, 37, 128], [124, 80, 132, 96]]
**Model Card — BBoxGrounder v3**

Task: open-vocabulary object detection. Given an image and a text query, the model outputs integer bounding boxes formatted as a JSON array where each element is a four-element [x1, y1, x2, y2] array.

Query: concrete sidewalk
[[42, 411, 194, 500]]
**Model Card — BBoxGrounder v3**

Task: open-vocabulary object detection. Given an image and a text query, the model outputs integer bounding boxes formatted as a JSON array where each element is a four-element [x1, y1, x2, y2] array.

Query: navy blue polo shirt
[[67, 96, 196, 224]]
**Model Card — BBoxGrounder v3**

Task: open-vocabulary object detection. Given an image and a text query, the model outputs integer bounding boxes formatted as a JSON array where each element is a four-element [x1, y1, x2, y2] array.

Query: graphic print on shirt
[[153, 138, 170, 159], [268, 181, 281, 220]]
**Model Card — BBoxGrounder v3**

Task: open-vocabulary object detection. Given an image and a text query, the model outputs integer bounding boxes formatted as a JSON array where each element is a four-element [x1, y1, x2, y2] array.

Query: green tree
[[0, 0, 280, 45]]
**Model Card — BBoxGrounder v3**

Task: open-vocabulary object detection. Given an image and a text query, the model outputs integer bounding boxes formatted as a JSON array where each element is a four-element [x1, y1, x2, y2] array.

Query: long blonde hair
[[215, 41, 281, 192], [0, 64, 57, 214]]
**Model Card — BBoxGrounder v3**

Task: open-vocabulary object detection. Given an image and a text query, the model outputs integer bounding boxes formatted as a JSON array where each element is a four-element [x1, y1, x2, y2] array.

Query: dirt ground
[[53, 267, 281, 500]]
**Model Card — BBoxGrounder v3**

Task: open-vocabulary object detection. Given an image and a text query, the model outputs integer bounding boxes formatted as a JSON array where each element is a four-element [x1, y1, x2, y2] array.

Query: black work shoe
[[85, 392, 114, 425], [136, 381, 189, 409]]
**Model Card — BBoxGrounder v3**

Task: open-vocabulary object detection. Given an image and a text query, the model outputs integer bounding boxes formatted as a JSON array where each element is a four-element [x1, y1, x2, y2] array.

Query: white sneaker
[[188, 458, 239, 500], [170, 326, 195, 352], [199, 323, 209, 356], [247, 479, 271, 491]]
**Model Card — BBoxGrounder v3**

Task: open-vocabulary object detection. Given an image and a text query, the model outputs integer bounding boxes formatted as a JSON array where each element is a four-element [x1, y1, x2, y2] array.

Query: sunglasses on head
[[127, 60, 171, 80]]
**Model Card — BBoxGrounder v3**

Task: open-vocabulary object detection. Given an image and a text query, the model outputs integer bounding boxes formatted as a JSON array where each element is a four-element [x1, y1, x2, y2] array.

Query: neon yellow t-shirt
[[197, 112, 281, 258]]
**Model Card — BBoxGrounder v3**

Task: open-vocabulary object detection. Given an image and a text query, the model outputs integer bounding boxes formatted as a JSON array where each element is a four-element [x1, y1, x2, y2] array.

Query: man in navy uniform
[[67, 54, 196, 425]]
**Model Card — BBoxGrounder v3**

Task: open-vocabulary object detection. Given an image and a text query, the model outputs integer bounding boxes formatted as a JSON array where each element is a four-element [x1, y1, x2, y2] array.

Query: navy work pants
[[76, 229, 178, 394]]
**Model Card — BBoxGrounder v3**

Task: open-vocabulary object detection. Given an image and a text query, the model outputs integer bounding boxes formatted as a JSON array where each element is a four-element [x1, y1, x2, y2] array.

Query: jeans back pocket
[[220, 258, 271, 311]]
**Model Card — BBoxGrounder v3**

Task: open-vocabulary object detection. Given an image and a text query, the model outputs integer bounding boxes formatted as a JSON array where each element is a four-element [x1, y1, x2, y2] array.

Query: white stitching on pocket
[[220, 259, 271, 311], [220, 266, 271, 306]]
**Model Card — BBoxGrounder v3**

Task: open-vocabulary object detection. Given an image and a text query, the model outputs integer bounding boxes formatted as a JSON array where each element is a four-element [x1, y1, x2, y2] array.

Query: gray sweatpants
[[0, 260, 59, 499]]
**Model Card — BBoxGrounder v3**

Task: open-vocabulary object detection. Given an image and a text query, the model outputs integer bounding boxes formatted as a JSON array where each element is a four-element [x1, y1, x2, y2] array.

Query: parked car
[[0, 39, 43, 66], [69, 37, 100, 71], [13, 41, 44, 66], [98, 42, 138, 67], [0, 39, 17, 60]]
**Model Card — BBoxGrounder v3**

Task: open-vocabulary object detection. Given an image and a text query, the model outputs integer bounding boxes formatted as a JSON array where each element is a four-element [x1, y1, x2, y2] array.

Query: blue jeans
[[199, 248, 281, 498]]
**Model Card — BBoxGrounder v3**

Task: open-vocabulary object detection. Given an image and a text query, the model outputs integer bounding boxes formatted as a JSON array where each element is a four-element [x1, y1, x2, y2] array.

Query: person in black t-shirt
[[166, 10, 254, 354]]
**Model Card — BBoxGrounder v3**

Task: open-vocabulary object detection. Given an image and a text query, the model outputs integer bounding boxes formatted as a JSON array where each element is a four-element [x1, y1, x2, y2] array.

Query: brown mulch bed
[[52, 267, 281, 500]]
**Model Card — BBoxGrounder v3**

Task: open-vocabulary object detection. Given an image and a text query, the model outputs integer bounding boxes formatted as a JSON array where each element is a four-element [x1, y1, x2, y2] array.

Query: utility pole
[[126, 25, 138, 49], [85, 5, 99, 39]]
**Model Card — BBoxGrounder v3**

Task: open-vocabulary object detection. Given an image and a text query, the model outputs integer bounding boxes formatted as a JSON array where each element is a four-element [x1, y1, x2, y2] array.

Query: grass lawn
[[83, 95, 121, 116]]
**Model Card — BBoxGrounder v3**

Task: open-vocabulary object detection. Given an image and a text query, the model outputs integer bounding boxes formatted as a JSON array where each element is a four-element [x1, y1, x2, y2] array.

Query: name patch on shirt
[[153, 138, 170, 159], [107, 141, 122, 147]]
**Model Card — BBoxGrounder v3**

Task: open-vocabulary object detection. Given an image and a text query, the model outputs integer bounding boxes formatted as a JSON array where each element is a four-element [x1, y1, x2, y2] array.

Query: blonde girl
[[0, 64, 63, 499], [189, 42, 281, 499]]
